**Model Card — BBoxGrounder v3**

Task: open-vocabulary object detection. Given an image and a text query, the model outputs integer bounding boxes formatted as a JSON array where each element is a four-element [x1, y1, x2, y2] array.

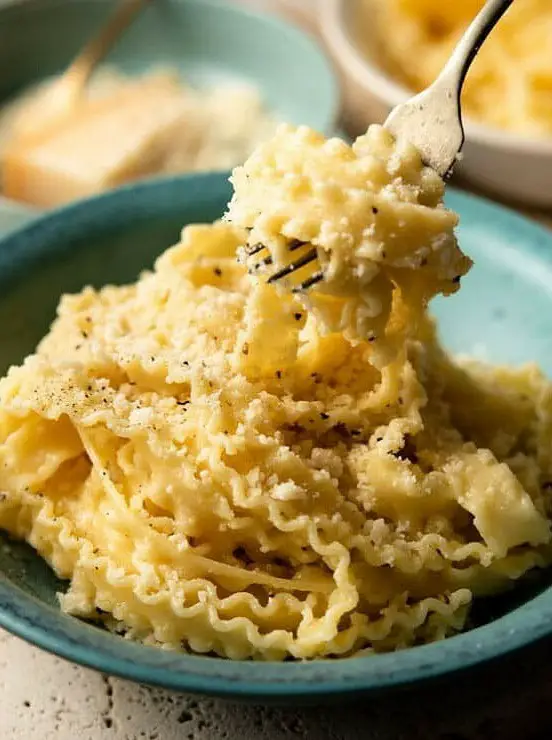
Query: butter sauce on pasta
[[0, 125, 551, 660]]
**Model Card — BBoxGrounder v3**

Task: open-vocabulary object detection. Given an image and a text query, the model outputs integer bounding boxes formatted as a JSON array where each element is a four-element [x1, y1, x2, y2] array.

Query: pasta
[[229, 124, 471, 365], [372, 0, 552, 136], [0, 124, 551, 660]]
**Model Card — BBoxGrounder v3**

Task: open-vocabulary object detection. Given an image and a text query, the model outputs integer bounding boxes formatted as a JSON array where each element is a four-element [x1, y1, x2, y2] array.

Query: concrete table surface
[[2, 2, 552, 739], [2, 624, 552, 739]]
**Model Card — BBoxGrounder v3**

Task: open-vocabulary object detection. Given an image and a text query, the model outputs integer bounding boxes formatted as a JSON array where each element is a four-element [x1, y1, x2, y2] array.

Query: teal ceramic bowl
[[1, 174, 552, 701]]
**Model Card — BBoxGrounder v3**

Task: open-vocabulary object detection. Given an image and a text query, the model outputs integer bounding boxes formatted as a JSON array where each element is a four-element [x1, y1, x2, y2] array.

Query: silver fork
[[254, 0, 513, 292], [245, 239, 322, 292], [385, 0, 513, 178]]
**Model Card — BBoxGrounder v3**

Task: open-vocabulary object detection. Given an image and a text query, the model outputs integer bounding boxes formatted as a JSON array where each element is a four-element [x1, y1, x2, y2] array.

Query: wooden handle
[[63, 0, 150, 102]]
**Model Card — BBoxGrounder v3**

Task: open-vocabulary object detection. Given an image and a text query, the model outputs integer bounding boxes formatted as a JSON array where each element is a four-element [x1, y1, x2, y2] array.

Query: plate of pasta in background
[[0, 0, 338, 210], [322, 0, 552, 206]]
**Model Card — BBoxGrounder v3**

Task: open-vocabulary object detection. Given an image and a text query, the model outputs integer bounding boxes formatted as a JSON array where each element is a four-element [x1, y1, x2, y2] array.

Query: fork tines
[[245, 239, 305, 257], [267, 248, 318, 284], [244, 238, 324, 291], [244, 243, 266, 257], [292, 271, 324, 292]]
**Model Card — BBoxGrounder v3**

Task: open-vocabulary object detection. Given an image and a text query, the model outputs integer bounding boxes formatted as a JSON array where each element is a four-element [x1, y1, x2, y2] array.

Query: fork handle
[[65, 0, 151, 96], [440, 0, 514, 93]]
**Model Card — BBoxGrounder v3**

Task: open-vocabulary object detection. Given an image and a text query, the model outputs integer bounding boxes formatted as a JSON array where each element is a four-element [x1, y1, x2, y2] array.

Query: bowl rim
[[320, 0, 552, 156], [0, 0, 341, 138], [1, 173, 552, 698]]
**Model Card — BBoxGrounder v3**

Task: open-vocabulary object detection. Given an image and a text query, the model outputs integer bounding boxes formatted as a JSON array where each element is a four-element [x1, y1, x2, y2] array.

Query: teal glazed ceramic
[[1, 174, 552, 701], [0, 0, 339, 136], [0, 198, 38, 237]]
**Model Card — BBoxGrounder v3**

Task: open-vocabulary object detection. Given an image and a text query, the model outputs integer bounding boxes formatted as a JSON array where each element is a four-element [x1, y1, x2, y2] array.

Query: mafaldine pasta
[[0, 124, 551, 661]]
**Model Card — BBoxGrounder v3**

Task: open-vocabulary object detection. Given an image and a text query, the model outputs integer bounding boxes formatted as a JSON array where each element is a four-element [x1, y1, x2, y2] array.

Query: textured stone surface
[[2, 626, 552, 740]]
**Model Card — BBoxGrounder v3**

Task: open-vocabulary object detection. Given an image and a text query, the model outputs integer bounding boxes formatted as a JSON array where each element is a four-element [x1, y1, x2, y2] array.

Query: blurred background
[[2, 3, 552, 740], [1, 0, 551, 215]]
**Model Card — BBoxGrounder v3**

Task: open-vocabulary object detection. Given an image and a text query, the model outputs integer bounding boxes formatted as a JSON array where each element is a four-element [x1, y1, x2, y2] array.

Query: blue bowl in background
[[0, 0, 339, 135]]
